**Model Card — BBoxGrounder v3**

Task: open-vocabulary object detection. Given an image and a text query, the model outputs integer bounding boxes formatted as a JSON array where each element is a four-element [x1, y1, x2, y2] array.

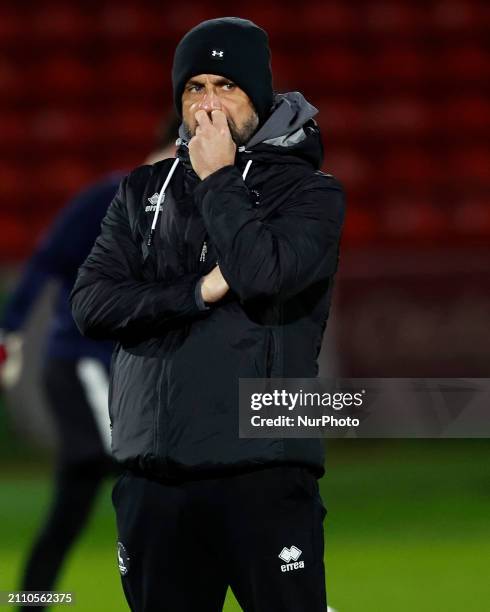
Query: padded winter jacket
[[70, 92, 345, 480]]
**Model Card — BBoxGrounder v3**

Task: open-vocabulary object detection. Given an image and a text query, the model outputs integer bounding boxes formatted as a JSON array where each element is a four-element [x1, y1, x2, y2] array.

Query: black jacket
[[70, 92, 345, 480]]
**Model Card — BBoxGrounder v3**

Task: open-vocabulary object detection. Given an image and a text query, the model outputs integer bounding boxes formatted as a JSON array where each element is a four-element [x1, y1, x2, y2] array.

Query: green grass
[[1, 440, 489, 611]]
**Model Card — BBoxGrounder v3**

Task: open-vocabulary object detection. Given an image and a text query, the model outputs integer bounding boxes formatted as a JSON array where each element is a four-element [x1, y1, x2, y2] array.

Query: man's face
[[182, 74, 259, 146]]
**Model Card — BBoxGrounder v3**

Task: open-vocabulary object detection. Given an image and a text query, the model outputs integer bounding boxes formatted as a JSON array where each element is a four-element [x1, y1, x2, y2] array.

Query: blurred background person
[[0, 115, 179, 608]]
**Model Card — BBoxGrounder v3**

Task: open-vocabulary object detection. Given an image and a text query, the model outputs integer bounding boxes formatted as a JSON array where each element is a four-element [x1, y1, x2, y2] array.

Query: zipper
[[199, 241, 207, 262], [198, 237, 218, 267]]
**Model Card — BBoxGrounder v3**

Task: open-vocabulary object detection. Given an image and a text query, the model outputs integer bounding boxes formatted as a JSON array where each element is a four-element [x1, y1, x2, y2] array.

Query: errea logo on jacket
[[145, 193, 164, 213]]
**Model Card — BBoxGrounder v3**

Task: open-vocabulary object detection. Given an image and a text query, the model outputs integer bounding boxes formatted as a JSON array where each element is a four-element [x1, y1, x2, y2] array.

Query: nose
[[197, 89, 223, 112]]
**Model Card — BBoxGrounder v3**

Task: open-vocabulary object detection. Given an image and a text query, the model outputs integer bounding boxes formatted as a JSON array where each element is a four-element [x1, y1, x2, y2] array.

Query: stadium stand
[[0, 0, 488, 259]]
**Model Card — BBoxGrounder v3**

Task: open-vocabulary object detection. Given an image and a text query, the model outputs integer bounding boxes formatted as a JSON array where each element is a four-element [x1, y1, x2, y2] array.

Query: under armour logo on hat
[[211, 49, 224, 59]]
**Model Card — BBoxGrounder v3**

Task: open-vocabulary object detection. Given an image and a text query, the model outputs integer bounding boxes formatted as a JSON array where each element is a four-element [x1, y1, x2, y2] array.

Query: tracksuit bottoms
[[19, 359, 119, 611], [112, 465, 328, 611]]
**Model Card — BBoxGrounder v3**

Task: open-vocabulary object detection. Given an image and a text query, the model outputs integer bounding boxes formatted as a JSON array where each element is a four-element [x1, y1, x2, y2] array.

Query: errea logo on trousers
[[278, 545, 305, 572]]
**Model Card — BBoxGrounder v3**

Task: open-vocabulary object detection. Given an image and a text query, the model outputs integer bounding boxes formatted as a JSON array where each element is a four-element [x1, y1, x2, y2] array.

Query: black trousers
[[19, 359, 120, 611], [112, 465, 328, 612]]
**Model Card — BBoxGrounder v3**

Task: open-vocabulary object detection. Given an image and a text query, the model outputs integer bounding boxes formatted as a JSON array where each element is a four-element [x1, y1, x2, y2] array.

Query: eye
[[223, 82, 235, 91], [188, 84, 203, 92]]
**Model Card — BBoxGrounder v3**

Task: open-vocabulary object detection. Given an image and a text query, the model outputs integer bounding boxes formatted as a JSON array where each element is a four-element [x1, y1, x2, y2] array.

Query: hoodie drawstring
[[242, 160, 252, 181], [147, 157, 180, 247]]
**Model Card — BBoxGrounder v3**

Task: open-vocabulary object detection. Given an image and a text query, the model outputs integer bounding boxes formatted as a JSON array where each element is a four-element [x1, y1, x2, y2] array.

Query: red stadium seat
[[382, 198, 449, 240], [32, 4, 92, 42], [300, 2, 358, 35], [0, 214, 31, 260], [31, 56, 96, 98], [443, 96, 490, 132], [0, 114, 29, 150], [30, 110, 98, 149], [364, 2, 425, 33], [309, 47, 360, 85], [0, 7, 23, 43], [0, 59, 26, 100], [0, 165, 23, 200], [156, 4, 213, 36], [382, 150, 442, 187], [453, 197, 490, 236], [318, 99, 364, 138], [325, 150, 371, 191], [37, 159, 95, 201], [0, 7, 31, 47], [363, 98, 428, 138], [106, 107, 161, 146], [271, 53, 306, 91], [342, 207, 379, 245], [101, 54, 169, 96], [437, 45, 490, 82], [432, 0, 481, 32], [449, 148, 490, 183], [368, 47, 427, 84], [97, 3, 160, 38], [245, 4, 290, 37]]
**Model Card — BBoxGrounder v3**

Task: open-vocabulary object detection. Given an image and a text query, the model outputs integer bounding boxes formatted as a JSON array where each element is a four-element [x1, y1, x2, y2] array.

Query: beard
[[183, 111, 259, 147]]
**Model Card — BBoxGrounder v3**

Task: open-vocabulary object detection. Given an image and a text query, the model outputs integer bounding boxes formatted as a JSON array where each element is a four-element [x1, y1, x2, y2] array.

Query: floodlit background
[[1, 1, 489, 610]]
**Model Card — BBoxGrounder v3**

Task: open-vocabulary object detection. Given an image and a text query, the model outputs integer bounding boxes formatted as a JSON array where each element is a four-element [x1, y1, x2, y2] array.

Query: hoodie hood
[[246, 91, 318, 147], [177, 91, 324, 169]]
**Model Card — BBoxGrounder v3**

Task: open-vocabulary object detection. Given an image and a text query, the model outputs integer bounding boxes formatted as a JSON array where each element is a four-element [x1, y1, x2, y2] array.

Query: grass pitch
[[0, 440, 488, 611]]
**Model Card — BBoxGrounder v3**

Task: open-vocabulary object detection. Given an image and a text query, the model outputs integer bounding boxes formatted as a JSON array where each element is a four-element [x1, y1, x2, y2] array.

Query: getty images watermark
[[249, 388, 363, 429], [239, 378, 490, 438]]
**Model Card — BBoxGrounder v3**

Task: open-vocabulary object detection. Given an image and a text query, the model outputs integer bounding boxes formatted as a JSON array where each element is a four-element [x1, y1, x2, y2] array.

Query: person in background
[[0, 115, 179, 608]]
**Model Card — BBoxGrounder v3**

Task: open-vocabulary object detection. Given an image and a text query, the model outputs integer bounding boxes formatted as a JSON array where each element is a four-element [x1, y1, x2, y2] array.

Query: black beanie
[[172, 17, 273, 123]]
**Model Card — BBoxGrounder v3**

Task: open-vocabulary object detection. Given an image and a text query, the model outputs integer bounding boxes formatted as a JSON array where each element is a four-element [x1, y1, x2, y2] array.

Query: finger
[[195, 110, 211, 128], [211, 109, 229, 131]]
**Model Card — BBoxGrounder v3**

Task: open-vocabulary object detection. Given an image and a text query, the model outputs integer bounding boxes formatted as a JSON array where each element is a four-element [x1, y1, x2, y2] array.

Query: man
[[0, 117, 178, 609], [71, 17, 345, 612]]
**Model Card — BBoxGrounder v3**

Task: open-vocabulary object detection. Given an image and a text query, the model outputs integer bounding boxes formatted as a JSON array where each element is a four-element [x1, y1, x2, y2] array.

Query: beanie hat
[[172, 17, 273, 123]]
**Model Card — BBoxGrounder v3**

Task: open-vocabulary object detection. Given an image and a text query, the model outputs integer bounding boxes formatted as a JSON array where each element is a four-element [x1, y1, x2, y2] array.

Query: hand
[[0, 332, 23, 389], [200, 265, 229, 303], [188, 110, 236, 180]]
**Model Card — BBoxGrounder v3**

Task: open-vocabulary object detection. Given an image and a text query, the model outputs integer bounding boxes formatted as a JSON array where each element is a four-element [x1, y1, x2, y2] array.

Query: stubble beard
[[183, 111, 259, 147]]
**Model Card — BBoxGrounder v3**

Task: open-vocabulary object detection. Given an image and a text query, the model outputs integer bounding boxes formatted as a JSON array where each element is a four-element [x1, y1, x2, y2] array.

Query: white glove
[[0, 331, 24, 389]]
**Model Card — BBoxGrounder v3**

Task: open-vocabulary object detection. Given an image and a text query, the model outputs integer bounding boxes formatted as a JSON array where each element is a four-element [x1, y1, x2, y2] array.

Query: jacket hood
[[246, 91, 318, 147], [177, 91, 324, 169]]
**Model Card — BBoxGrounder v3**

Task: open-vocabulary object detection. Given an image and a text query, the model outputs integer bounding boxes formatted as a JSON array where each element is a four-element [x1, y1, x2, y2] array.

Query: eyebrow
[[186, 77, 235, 87]]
